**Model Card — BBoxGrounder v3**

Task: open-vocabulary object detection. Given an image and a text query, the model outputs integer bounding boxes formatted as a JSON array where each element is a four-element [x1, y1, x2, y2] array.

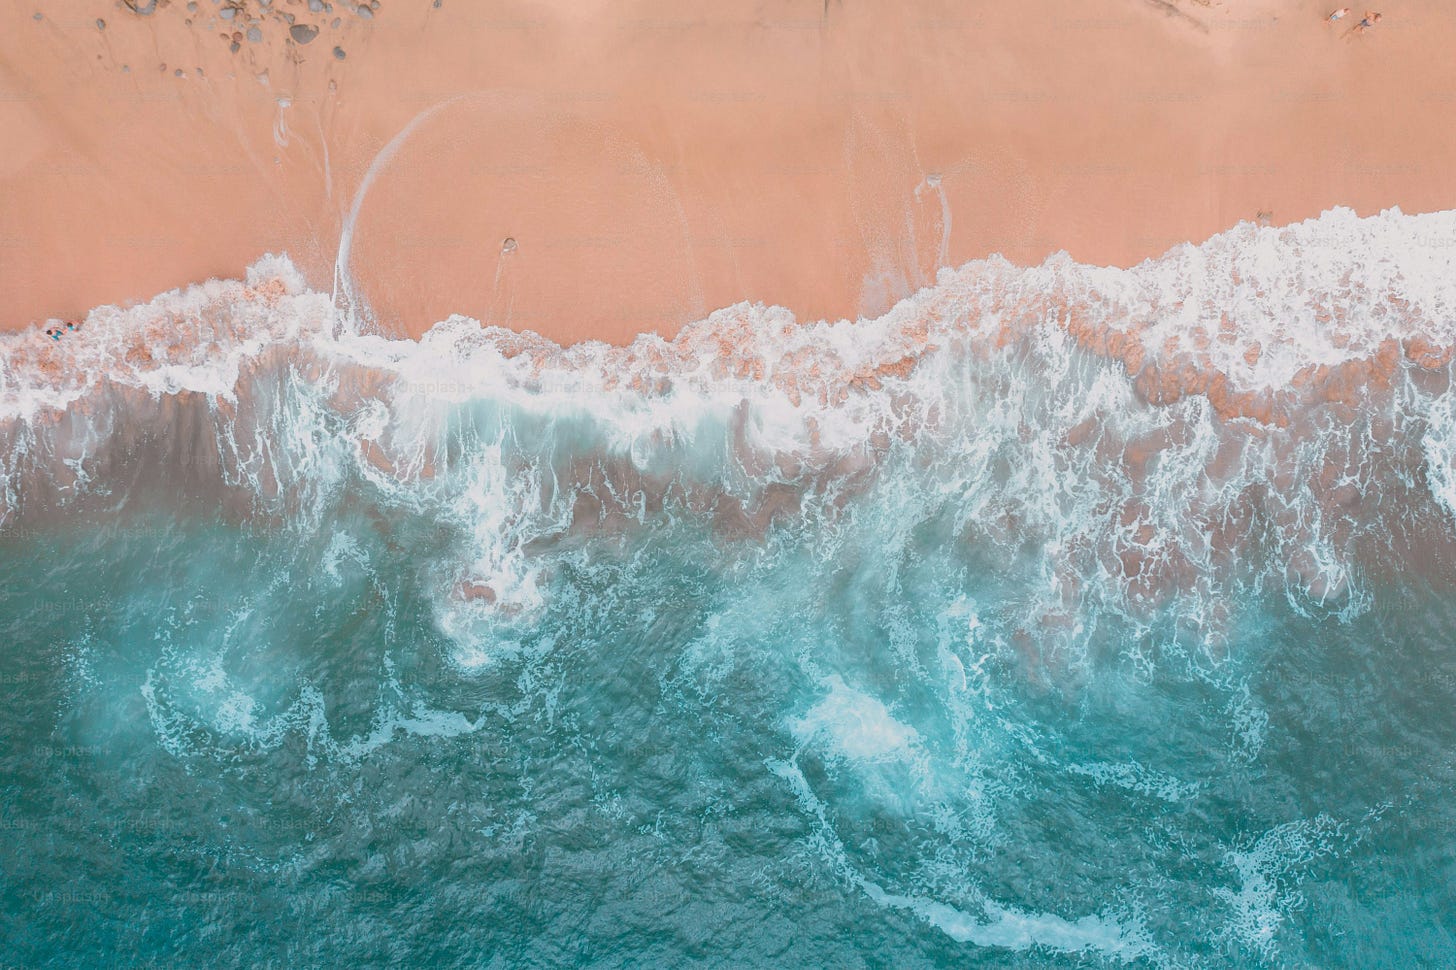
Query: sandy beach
[[13, 6, 1456, 964], [3, 0, 1455, 344]]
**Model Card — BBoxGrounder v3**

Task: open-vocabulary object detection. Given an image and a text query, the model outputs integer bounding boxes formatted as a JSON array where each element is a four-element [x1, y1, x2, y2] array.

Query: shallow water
[[2, 209, 1456, 966]]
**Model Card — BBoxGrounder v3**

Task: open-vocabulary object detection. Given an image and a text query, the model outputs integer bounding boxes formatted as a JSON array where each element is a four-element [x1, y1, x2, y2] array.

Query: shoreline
[[4, 0, 1456, 345], [8, 204, 1451, 424]]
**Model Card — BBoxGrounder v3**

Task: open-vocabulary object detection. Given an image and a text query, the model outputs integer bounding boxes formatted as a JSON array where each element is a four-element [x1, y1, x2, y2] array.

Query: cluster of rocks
[[111, 0, 382, 61]]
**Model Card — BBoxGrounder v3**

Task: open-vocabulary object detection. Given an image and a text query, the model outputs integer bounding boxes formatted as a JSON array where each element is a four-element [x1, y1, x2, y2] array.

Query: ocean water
[[3, 207, 1456, 967]]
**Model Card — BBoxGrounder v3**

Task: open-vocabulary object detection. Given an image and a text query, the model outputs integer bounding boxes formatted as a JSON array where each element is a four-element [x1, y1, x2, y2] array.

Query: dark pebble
[[290, 23, 319, 43]]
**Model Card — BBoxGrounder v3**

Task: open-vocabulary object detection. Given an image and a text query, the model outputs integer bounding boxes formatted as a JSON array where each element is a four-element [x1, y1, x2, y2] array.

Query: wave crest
[[4, 207, 1456, 650]]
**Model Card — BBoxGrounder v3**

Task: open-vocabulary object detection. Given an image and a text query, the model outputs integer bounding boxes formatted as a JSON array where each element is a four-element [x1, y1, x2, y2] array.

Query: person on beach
[[1354, 11, 1382, 32], [1327, 7, 1350, 21]]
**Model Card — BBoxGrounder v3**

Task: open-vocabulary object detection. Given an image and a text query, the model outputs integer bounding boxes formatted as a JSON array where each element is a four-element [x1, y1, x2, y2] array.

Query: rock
[[246, 26, 262, 42], [96, 17, 105, 29], [290, 23, 319, 43], [332, 45, 346, 59]]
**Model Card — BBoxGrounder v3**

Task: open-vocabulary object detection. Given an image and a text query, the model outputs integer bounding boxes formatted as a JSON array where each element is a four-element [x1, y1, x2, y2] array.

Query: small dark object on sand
[[96, 18, 106, 29], [333, 45, 346, 59], [290, 23, 320, 43]]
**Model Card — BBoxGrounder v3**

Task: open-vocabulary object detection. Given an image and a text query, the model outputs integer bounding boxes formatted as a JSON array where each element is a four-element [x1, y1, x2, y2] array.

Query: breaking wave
[[4, 206, 1456, 965], [5, 207, 1456, 642]]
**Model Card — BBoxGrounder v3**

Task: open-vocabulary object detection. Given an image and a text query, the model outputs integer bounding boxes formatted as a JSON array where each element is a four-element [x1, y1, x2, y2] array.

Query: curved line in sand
[[931, 176, 951, 271], [332, 94, 471, 325]]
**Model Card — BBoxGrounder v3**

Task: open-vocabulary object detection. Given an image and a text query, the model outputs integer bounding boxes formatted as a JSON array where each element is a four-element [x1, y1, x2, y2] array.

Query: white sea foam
[[767, 757, 1159, 963], [791, 674, 921, 762], [1067, 760, 1201, 803], [4, 206, 1456, 647], [1214, 814, 1348, 957]]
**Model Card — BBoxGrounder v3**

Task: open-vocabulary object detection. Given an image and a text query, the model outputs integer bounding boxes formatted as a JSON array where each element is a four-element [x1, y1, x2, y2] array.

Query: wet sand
[[3, 0, 1455, 345]]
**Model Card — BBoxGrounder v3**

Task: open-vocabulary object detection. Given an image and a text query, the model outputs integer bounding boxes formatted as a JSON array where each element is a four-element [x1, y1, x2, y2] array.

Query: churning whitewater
[[2, 207, 1456, 966]]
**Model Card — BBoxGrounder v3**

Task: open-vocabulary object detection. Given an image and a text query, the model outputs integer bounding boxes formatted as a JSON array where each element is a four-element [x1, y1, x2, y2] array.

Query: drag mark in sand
[[915, 173, 952, 272], [490, 237, 518, 328], [272, 96, 290, 148], [1143, 0, 1209, 32], [333, 95, 468, 324]]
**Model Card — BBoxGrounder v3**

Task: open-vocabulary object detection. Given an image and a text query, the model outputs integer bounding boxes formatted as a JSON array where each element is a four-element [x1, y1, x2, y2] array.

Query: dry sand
[[2, 0, 1455, 345]]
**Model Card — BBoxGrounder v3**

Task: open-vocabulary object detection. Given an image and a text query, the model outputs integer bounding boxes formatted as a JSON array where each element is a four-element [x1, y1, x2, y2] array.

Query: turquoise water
[[5, 212, 1456, 966], [3, 456, 1455, 967]]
